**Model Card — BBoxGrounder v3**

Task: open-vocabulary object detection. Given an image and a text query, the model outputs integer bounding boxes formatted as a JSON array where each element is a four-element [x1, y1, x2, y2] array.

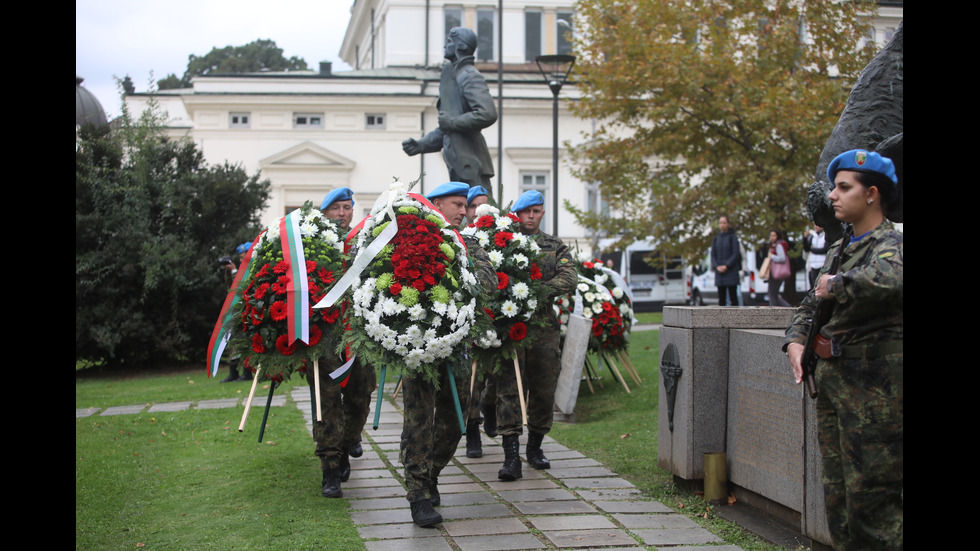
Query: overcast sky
[[76, 0, 355, 118]]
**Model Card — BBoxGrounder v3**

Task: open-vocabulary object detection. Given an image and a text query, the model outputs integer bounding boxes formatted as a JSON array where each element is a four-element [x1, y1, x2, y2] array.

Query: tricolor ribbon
[[206, 232, 264, 377], [280, 210, 310, 344], [328, 356, 357, 388]]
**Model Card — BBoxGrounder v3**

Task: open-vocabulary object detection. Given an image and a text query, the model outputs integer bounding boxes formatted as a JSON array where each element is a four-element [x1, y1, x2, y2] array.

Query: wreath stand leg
[[585, 356, 604, 389], [616, 350, 642, 385], [391, 374, 404, 400], [602, 352, 631, 394], [373, 366, 387, 430], [581, 360, 596, 394], [313, 359, 323, 423], [257, 381, 278, 442], [513, 355, 528, 426], [239, 365, 261, 432], [447, 363, 466, 434], [470, 359, 478, 396]]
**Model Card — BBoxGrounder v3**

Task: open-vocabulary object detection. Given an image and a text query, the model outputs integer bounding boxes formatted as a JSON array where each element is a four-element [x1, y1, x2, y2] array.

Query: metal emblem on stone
[[660, 343, 682, 432]]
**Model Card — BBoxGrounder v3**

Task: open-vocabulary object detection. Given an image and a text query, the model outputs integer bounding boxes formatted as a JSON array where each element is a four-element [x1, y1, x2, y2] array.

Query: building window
[[556, 11, 574, 56], [293, 113, 323, 129], [365, 113, 386, 130], [525, 11, 542, 62], [585, 181, 609, 219], [520, 171, 550, 234], [476, 8, 495, 61], [445, 7, 462, 39], [229, 112, 250, 129]]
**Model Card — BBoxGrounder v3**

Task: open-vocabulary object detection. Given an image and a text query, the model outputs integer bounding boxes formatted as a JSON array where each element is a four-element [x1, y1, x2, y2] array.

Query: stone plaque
[[554, 314, 592, 415]]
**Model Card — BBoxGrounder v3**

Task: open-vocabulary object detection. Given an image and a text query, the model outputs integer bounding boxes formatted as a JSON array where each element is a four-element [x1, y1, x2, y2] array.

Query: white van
[[597, 239, 687, 311]]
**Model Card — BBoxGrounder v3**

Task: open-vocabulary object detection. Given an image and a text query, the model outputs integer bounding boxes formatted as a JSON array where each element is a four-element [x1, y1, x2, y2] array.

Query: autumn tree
[[568, 0, 878, 261], [157, 38, 308, 89]]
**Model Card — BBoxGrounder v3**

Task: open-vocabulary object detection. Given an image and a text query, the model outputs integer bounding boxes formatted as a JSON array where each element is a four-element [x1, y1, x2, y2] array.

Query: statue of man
[[402, 27, 498, 196]]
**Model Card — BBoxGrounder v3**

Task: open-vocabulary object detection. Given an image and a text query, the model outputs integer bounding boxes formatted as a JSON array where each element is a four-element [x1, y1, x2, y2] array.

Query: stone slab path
[[77, 379, 743, 551]]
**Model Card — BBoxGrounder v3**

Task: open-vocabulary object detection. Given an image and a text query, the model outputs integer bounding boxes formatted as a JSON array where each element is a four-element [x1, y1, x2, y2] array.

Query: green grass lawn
[[76, 373, 363, 550]]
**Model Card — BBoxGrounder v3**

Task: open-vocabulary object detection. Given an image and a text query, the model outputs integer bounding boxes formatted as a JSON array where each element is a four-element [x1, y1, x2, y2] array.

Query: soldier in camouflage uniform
[[307, 353, 346, 498], [400, 182, 495, 527], [785, 150, 903, 550], [490, 190, 578, 481], [314, 188, 379, 493]]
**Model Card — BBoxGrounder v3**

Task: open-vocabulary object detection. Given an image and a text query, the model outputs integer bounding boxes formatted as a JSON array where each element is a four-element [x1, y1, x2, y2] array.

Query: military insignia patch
[[855, 150, 867, 166]]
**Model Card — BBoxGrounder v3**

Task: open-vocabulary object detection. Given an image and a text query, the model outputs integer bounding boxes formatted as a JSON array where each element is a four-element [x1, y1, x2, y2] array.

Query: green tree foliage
[[75, 98, 270, 367], [569, 0, 877, 260], [157, 39, 308, 89]]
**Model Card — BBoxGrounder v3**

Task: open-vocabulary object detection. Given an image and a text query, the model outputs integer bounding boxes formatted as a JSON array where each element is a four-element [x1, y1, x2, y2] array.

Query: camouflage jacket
[[530, 231, 578, 305], [462, 234, 496, 296], [785, 220, 903, 348]]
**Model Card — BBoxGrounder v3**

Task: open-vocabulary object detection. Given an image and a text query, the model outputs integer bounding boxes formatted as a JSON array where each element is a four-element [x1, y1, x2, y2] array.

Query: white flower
[[500, 300, 519, 317], [488, 250, 504, 268], [476, 231, 490, 248], [408, 304, 426, 321], [512, 253, 529, 268], [299, 221, 318, 237], [592, 301, 604, 314], [612, 287, 624, 299], [512, 282, 530, 300], [264, 221, 280, 242], [576, 250, 592, 263], [475, 204, 499, 217], [495, 216, 513, 229], [577, 283, 590, 293], [527, 298, 537, 312], [594, 274, 608, 285], [322, 229, 339, 244], [584, 291, 596, 303]]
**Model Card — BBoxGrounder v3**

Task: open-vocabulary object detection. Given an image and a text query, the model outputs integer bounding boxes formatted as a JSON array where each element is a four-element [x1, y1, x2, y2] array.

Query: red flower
[[255, 264, 270, 279], [390, 283, 403, 295], [276, 334, 297, 355], [308, 325, 322, 347], [496, 272, 509, 290], [270, 301, 288, 321], [412, 279, 427, 292], [476, 215, 495, 228], [507, 213, 520, 223], [530, 263, 543, 280], [322, 308, 340, 324], [318, 268, 335, 285], [494, 231, 513, 247], [272, 275, 290, 295], [273, 260, 290, 274], [509, 322, 528, 341], [484, 307, 496, 320], [584, 261, 594, 269], [253, 282, 271, 300], [251, 334, 266, 353], [306, 260, 317, 272]]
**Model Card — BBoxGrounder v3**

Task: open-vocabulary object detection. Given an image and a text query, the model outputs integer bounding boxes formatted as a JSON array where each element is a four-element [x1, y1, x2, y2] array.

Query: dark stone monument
[[811, 21, 903, 242], [402, 27, 497, 196]]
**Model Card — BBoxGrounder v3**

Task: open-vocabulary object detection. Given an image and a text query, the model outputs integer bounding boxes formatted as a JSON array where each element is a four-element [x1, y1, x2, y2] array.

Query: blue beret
[[467, 185, 488, 204], [511, 190, 544, 213], [320, 187, 355, 210], [235, 242, 252, 254], [827, 150, 898, 186], [426, 181, 469, 200]]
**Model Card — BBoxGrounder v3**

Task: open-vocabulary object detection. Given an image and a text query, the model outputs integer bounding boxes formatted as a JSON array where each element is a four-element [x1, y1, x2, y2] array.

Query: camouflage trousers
[[467, 366, 486, 423], [486, 325, 561, 438], [399, 360, 470, 502], [816, 350, 903, 551], [307, 357, 345, 472], [341, 359, 377, 450]]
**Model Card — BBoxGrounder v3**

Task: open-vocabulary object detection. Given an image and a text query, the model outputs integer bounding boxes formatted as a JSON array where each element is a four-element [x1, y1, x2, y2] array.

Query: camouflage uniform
[[341, 358, 376, 451], [307, 354, 346, 472], [399, 235, 495, 502], [493, 231, 577, 437], [785, 220, 903, 551]]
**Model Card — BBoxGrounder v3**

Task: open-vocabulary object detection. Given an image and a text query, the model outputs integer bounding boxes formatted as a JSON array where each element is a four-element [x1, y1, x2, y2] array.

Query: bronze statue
[[402, 27, 497, 195]]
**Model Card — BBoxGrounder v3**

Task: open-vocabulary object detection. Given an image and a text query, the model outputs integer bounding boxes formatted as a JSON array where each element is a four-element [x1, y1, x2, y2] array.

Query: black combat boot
[[428, 476, 440, 507], [321, 468, 343, 498], [348, 441, 363, 458], [498, 435, 523, 481], [410, 499, 443, 527], [466, 420, 483, 458], [482, 401, 498, 437], [526, 431, 551, 470], [339, 451, 351, 482], [220, 363, 239, 383]]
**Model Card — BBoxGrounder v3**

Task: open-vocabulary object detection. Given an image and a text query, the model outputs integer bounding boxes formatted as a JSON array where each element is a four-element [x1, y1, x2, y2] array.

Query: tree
[[157, 39, 308, 89], [568, 0, 878, 261], [76, 94, 270, 367]]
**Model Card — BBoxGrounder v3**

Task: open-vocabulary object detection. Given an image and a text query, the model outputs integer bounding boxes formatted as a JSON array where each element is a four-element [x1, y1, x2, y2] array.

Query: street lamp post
[[535, 54, 575, 236]]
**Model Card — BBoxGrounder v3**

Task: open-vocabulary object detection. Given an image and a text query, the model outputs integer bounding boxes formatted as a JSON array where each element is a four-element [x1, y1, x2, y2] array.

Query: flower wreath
[[461, 204, 550, 371], [339, 184, 481, 386], [556, 254, 633, 353], [227, 202, 346, 383]]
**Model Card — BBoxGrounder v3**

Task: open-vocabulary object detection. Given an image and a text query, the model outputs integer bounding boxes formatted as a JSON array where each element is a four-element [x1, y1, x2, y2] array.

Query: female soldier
[[785, 149, 903, 550]]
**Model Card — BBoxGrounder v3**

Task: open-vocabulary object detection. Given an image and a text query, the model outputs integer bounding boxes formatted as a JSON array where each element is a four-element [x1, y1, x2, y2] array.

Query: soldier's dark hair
[[854, 171, 897, 211]]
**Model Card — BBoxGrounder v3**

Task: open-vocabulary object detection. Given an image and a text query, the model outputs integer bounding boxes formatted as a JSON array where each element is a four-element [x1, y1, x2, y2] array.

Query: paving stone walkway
[[77, 376, 744, 551]]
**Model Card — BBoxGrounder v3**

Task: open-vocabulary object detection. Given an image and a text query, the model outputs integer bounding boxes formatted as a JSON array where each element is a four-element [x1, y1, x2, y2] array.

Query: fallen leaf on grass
[[620, 433, 631, 439], [187, 380, 195, 384], [266, 441, 278, 445], [137, 543, 145, 548], [727, 493, 737, 505]]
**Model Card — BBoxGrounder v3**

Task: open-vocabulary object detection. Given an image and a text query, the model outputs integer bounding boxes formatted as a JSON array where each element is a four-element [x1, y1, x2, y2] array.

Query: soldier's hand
[[787, 343, 804, 384], [402, 138, 422, 156], [438, 113, 455, 131]]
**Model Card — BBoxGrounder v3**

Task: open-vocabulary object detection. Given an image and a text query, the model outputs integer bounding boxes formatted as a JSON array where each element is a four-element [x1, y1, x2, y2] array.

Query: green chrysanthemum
[[398, 286, 420, 307], [430, 285, 451, 304]]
